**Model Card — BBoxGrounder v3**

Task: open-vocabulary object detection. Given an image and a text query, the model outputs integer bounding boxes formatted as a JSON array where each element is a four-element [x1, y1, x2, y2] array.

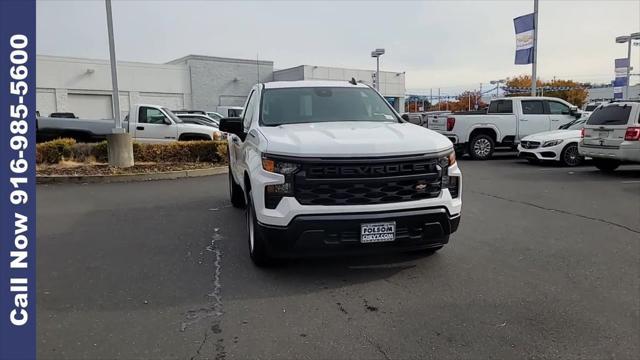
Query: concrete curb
[[37, 166, 228, 184]]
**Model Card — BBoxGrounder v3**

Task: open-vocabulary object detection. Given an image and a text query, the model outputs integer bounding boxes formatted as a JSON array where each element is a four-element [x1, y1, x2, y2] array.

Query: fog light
[[266, 183, 293, 194]]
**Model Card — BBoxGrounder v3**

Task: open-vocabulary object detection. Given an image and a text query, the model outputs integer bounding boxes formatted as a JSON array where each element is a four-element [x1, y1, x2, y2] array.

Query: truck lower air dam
[[106, 132, 134, 167]]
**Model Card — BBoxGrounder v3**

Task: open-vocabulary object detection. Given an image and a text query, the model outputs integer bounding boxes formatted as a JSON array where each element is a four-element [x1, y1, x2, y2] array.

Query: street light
[[371, 48, 385, 91], [616, 32, 640, 99], [490, 79, 506, 97]]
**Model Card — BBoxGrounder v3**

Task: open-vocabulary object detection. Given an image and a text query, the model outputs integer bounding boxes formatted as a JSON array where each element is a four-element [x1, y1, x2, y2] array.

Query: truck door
[[518, 100, 550, 139], [134, 106, 178, 143], [546, 100, 574, 129]]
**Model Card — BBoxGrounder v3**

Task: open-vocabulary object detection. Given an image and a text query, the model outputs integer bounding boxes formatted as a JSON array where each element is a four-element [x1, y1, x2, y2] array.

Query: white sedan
[[518, 118, 587, 166]]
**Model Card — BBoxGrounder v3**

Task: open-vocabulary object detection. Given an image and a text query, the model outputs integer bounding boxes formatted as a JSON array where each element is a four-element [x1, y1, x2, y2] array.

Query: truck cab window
[[547, 101, 570, 115], [488, 100, 512, 114], [522, 100, 544, 115], [139, 107, 167, 124]]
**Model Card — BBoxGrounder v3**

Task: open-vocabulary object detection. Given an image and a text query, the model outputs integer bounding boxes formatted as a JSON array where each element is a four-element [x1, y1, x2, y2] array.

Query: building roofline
[[275, 64, 404, 75], [166, 54, 273, 66]]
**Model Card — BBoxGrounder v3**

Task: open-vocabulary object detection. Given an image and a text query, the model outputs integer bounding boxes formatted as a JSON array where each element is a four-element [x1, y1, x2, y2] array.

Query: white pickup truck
[[221, 80, 462, 266], [37, 104, 218, 143], [428, 97, 582, 159]]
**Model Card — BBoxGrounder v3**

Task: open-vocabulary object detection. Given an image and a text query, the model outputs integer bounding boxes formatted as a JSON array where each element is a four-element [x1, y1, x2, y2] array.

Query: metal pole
[[531, 0, 539, 97], [438, 88, 441, 110], [496, 83, 499, 97], [105, 0, 122, 131], [376, 56, 380, 91], [625, 38, 631, 99]]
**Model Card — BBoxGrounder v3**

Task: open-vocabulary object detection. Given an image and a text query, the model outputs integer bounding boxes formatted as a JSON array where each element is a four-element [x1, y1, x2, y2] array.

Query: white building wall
[[36, 55, 191, 118], [168, 55, 274, 111]]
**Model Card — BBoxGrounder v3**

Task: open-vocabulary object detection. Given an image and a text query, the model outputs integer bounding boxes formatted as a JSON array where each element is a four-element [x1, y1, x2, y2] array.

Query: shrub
[[36, 138, 76, 164], [35, 139, 227, 165]]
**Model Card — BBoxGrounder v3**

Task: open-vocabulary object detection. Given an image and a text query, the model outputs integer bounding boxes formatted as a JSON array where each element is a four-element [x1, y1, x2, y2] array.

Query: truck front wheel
[[468, 134, 495, 160], [246, 192, 273, 267]]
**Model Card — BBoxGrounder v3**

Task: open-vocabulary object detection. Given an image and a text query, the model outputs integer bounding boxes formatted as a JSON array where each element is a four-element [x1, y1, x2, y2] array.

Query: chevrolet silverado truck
[[428, 97, 582, 159], [220, 80, 462, 266], [37, 104, 217, 143]]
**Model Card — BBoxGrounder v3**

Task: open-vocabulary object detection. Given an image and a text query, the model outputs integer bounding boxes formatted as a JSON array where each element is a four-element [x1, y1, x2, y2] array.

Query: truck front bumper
[[256, 207, 460, 258]]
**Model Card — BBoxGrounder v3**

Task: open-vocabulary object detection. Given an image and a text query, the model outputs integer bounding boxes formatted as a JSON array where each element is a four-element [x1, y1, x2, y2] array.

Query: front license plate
[[360, 222, 396, 243]]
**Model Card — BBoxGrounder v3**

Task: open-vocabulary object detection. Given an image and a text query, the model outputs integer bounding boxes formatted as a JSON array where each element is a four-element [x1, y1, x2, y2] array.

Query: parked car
[[428, 97, 582, 160], [37, 104, 218, 143], [221, 80, 461, 266], [579, 100, 640, 172], [176, 113, 225, 139], [176, 113, 220, 127], [206, 111, 224, 121], [172, 109, 206, 115], [518, 118, 587, 166]]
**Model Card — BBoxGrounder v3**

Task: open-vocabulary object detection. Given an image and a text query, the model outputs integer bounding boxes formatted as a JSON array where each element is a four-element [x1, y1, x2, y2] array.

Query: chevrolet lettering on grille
[[308, 163, 431, 177]]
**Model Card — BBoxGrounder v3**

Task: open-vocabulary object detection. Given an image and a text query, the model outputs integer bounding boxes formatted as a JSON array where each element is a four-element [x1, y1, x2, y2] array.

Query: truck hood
[[522, 129, 582, 142], [258, 121, 453, 157]]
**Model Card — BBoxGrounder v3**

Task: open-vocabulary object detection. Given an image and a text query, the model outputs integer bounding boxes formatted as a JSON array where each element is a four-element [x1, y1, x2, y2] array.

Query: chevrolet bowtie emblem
[[415, 184, 427, 191]]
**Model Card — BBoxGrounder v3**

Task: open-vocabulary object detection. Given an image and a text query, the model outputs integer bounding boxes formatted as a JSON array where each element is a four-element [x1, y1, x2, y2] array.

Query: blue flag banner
[[514, 13, 535, 65], [0, 0, 36, 359], [614, 58, 629, 99]]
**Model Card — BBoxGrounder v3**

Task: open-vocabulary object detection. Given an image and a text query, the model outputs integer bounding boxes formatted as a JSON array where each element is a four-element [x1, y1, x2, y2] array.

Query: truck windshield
[[260, 87, 399, 126]]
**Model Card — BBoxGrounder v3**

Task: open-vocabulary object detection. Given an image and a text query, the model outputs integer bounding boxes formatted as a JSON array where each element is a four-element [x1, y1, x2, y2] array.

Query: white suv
[[220, 81, 462, 266], [579, 101, 640, 172]]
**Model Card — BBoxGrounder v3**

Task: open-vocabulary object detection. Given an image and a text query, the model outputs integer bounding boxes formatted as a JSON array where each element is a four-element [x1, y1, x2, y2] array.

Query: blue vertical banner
[[514, 13, 535, 65], [613, 58, 629, 99], [0, 0, 36, 359]]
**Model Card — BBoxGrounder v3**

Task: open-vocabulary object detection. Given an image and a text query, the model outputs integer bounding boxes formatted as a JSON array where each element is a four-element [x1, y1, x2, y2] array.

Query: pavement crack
[[363, 334, 391, 360], [471, 190, 640, 235], [190, 329, 209, 360]]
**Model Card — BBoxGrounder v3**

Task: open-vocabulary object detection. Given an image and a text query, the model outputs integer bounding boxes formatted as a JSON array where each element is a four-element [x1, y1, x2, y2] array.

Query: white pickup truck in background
[[428, 97, 583, 159], [37, 104, 219, 143]]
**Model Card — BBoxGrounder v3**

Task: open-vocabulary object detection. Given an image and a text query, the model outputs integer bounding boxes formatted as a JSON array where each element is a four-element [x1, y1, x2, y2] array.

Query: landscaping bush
[[36, 139, 227, 165], [36, 138, 76, 164]]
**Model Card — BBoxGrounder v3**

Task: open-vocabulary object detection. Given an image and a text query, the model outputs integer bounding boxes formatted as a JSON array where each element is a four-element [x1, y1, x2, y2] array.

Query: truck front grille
[[293, 155, 443, 206]]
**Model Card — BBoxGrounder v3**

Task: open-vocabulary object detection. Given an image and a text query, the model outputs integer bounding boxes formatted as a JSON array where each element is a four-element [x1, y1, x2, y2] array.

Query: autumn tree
[[504, 75, 588, 107]]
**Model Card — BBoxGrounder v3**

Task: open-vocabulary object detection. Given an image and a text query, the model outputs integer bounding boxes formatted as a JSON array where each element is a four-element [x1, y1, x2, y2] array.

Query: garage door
[[67, 94, 113, 119], [36, 89, 56, 117], [138, 93, 184, 110]]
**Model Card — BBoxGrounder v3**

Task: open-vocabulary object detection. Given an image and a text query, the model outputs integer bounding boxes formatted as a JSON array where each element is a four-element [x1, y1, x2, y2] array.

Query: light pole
[[371, 48, 385, 91], [616, 32, 640, 99], [490, 79, 506, 97], [104, 0, 133, 167]]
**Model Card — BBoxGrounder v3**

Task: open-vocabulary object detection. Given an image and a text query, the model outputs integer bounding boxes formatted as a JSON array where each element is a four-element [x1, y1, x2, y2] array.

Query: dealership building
[[36, 54, 406, 119]]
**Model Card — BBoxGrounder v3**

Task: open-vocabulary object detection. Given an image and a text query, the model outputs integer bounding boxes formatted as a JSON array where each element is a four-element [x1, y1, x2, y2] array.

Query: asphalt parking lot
[[37, 155, 640, 359]]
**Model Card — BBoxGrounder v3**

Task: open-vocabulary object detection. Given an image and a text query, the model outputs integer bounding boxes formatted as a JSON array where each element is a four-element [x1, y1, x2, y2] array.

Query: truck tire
[[229, 166, 245, 208], [559, 143, 583, 167], [468, 134, 495, 160], [593, 158, 620, 172], [246, 192, 273, 267]]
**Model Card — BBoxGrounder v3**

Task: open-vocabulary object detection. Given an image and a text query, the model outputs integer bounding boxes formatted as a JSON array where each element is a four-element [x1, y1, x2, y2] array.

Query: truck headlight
[[542, 139, 563, 147], [438, 151, 456, 168], [262, 155, 299, 209], [262, 156, 300, 174]]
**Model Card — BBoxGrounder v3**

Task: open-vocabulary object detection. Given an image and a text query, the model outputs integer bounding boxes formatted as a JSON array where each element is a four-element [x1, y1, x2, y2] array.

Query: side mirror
[[163, 117, 172, 125], [401, 114, 411, 122], [219, 117, 244, 137]]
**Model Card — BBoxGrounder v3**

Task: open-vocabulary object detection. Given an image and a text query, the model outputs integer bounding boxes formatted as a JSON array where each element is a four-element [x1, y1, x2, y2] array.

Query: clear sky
[[37, 0, 640, 95]]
